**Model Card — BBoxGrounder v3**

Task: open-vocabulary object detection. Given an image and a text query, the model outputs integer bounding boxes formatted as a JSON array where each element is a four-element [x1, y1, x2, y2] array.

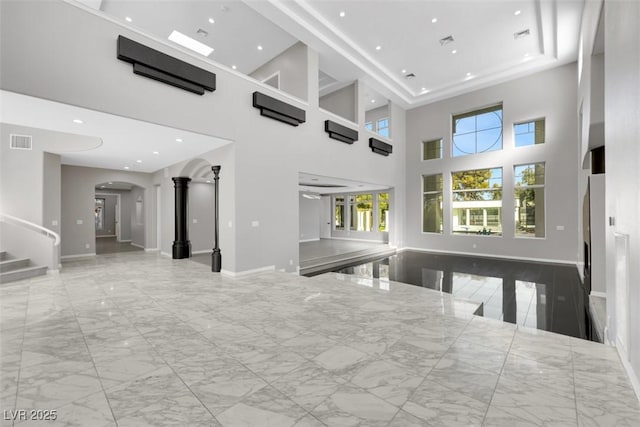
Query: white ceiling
[[299, 172, 390, 195], [0, 91, 231, 173]]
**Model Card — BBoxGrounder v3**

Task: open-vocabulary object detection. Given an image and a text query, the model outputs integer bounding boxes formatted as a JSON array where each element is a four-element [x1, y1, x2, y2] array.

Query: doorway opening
[[95, 181, 145, 255]]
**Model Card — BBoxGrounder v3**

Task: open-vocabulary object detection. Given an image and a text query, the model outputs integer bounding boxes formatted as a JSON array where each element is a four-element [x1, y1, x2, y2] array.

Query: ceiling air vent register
[[9, 134, 32, 150], [439, 35, 455, 45]]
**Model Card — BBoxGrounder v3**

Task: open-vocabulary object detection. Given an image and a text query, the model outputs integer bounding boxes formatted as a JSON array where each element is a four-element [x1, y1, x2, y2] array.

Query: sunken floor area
[[1, 252, 639, 426]]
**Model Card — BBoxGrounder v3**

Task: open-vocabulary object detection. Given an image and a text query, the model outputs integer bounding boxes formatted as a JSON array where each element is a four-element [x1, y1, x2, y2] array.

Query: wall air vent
[[404, 73, 416, 79], [514, 29, 530, 39], [324, 120, 358, 144], [9, 134, 32, 150], [439, 35, 455, 45], [252, 91, 306, 126], [369, 137, 393, 156]]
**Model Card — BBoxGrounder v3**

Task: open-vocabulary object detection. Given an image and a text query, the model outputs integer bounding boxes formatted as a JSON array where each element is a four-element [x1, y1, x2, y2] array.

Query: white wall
[[42, 152, 61, 237], [299, 194, 320, 242], [61, 165, 152, 256], [320, 83, 356, 122], [1, 1, 406, 273], [604, 0, 640, 392], [188, 182, 215, 253], [405, 63, 579, 263], [249, 42, 308, 101]]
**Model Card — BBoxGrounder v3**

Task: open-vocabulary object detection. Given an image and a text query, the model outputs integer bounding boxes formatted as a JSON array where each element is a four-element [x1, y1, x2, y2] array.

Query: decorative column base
[[172, 241, 191, 259], [211, 248, 221, 273]]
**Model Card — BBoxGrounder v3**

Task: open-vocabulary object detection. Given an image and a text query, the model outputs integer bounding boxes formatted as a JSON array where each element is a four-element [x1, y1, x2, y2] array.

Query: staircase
[[0, 251, 48, 284]]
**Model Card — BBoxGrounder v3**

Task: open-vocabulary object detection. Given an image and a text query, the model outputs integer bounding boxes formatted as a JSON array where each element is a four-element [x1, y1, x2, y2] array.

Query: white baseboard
[[47, 269, 60, 275], [590, 291, 607, 298], [577, 261, 585, 280], [399, 247, 577, 266], [192, 250, 211, 255], [118, 239, 132, 243], [299, 238, 320, 243], [617, 341, 640, 403], [61, 253, 96, 260], [131, 243, 144, 249], [221, 265, 275, 278], [96, 235, 116, 238], [144, 248, 159, 252], [330, 237, 389, 243], [160, 251, 171, 258]]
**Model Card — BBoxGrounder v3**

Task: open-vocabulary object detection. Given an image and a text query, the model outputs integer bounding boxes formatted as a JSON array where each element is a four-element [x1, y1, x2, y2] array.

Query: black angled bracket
[[369, 137, 393, 156], [252, 91, 306, 126], [117, 35, 216, 95], [324, 120, 358, 144]]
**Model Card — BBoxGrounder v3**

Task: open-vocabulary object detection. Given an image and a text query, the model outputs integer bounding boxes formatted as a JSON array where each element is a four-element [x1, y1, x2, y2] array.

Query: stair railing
[[0, 213, 60, 272]]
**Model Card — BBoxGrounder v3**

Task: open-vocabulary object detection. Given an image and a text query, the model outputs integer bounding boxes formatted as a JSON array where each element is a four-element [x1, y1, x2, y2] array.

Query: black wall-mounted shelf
[[252, 92, 306, 126], [369, 137, 393, 156], [117, 35, 216, 95], [324, 120, 358, 144]]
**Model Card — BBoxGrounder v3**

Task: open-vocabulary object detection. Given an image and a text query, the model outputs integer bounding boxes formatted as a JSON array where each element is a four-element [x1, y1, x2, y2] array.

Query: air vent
[[514, 29, 530, 39], [404, 73, 416, 79], [196, 28, 208, 37], [9, 134, 32, 150], [439, 35, 454, 45]]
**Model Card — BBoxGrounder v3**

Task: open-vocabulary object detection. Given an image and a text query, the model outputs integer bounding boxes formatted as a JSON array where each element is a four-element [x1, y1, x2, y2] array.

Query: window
[[422, 174, 443, 233], [515, 119, 545, 147], [452, 167, 502, 235], [378, 193, 389, 232], [365, 122, 374, 131], [423, 138, 443, 160], [377, 118, 390, 138], [334, 196, 345, 230], [452, 104, 503, 157], [515, 163, 545, 237], [351, 194, 373, 231]]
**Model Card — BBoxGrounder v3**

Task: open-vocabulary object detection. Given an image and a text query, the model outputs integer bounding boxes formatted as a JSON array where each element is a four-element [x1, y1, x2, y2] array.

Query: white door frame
[[156, 185, 162, 251], [320, 196, 332, 239]]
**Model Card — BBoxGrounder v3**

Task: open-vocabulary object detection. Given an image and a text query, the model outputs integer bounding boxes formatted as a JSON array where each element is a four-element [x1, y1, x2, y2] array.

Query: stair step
[[0, 258, 30, 272], [0, 265, 48, 284], [0, 251, 8, 261]]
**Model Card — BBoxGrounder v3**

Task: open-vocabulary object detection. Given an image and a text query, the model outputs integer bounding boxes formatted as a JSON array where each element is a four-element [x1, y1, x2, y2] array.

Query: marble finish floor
[[95, 237, 143, 255], [1, 252, 639, 426]]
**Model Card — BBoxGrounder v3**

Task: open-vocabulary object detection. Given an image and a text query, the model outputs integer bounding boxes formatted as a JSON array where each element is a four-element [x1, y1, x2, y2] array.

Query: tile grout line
[[61, 276, 121, 427], [10, 283, 31, 427], [479, 323, 517, 426], [569, 339, 580, 426]]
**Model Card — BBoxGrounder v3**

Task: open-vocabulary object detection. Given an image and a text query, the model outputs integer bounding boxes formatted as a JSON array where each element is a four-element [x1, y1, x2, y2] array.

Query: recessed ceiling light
[[466, 72, 471, 76], [371, 99, 376, 103], [152, 151, 159, 155], [514, 10, 521, 16], [232, 65, 237, 70], [124, 166, 130, 170], [339, 11, 345, 17], [451, 49, 457, 54], [208, 17, 215, 24], [72, 119, 83, 124], [108, 182, 113, 184], [125, 16, 132, 22], [136, 160, 142, 163], [257, 45, 263, 50], [402, 69, 407, 73], [375, 45, 381, 51], [168, 30, 214, 56], [421, 87, 426, 91], [176, 138, 183, 142], [431, 18, 438, 23]]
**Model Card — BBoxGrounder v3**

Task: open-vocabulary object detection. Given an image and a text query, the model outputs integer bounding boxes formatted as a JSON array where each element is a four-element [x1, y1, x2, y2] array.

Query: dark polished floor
[[95, 236, 144, 255], [333, 250, 593, 340]]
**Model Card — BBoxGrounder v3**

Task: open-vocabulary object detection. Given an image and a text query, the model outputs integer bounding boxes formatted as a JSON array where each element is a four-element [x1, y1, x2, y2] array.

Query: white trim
[[590, 291, 607, 298], [576, 261, 585, 281], [63, 0, 310, 108], [261, 70, 280, 89], [61, 253, 96, 260], [144, 248, 159, 252], [192, 249, 211, 255], [318, 108, 359, 128], [330, 236, 388, 243], [160, 251, 171, 258], [220, 265, 276, 278], [617, 341, 640, 402], [118, 239, 132, 243], [299, 238, 320, 243], [398, 247, 577, 266], [96, 235, 116, 238], [0, 213, 60, 246], [131, 242, 144, 249], [47, 269, 60, 275]]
